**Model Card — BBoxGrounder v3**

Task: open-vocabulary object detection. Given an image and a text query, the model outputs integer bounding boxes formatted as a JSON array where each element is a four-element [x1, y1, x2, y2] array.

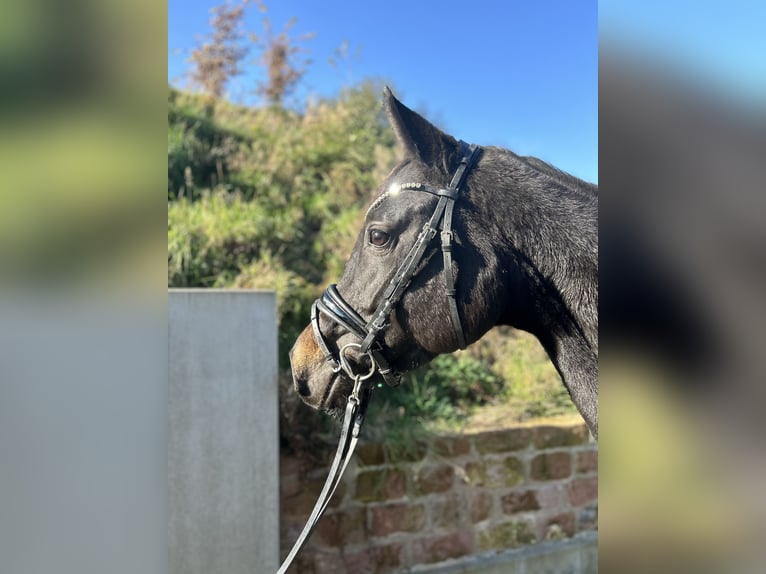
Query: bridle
[[312, 141, 482, 387], [276, 141, 481, 573]]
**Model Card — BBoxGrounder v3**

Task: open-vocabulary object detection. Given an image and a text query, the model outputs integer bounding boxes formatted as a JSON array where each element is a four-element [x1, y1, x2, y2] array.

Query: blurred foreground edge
[[599, 49, 766, 574]]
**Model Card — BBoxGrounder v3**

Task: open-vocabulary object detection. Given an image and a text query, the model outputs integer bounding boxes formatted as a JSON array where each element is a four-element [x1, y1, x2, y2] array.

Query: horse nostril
[[293, 371, 311, 397]]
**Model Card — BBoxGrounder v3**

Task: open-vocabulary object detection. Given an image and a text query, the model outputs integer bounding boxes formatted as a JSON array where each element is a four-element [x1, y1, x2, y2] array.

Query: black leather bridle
[[275, 142, 481, 574], [312, 141, 482, 387]]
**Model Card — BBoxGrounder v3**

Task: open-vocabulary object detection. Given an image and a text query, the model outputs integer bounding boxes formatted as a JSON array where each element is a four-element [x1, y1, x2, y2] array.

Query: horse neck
[[472, 149, 598, 435]]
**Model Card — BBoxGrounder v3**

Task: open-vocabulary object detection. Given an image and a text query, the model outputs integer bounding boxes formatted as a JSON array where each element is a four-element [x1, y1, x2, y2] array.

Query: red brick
[[279, 456, 303, 497], [311, 549, 346, 573], [280, 454, 301, 474], [341, 549, 372, 573], [293, 552, 316, 574], [355, 469, 407, 502], [568, 476, 598, 507], [533, 425, 589, 449], [282, 476, 346, 517], [477, 519, 536, 551], [430, 494, 462, 529], [542, 512, 576, 540], [485, 456, 524, 487], [371, 543, 406, 573], [576, 450, 598, 473], [535, 485, 566, 509], [356, 442, 386, 466], [369, 503, 426, 537], [530, 452, 572, 481], [280, 515, 306, 548], [475, 428, 531, 454], [470, 490, 493, 523], [314, 508, 367, 547], [386, 440, 427, 463], [463, 461, 486, 486], [432, 435, 472, 457], [501, 489, 540, 514], [411, 531, 474, 564], [279, 471, 302, 498], [556, 512, 576, 537], [416, 465, 455, 495]]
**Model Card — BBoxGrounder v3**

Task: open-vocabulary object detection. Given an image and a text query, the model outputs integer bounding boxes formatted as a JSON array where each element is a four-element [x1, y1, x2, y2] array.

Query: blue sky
[[599, 0, 766, 109], [169, 0, 598, 184]]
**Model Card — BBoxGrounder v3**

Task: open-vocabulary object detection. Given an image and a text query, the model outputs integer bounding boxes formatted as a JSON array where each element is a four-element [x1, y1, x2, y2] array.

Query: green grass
[[362, 327, 575, 449]]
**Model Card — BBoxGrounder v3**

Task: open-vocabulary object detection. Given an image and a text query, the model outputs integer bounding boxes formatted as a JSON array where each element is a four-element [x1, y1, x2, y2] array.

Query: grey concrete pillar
[[169, 289, 279, 574]]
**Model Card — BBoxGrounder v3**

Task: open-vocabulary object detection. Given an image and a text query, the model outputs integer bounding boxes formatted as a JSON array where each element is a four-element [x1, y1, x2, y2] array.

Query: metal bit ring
[[338, 342, 377, 388]]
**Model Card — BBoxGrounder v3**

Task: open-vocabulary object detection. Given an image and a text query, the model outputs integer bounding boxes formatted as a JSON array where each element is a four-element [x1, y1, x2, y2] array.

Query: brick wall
[[280, 418, 597, 573]]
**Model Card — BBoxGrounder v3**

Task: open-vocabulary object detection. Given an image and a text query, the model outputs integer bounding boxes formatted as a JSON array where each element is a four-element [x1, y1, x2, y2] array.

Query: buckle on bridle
[[440, 230, 453, 251]]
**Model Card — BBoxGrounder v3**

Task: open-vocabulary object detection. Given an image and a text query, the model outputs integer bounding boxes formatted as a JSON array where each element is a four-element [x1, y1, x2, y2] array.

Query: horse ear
[[383, 86, 457, 168]]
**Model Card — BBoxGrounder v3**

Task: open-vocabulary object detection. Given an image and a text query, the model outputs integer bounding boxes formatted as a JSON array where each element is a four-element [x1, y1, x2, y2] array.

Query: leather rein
[[276, 142, 481, 573]]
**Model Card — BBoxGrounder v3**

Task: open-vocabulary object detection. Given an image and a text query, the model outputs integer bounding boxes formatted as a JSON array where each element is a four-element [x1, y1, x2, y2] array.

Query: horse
[[289, 87, 598, 438]]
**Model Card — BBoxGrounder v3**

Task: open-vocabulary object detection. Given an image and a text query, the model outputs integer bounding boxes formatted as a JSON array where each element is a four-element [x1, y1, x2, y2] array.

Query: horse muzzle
[[289, 326, 375, 411]]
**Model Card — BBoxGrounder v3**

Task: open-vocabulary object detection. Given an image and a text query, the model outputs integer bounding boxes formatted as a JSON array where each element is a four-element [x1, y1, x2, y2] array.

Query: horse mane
[[520, 155, 597, 194], [366, 149, 597, 219]]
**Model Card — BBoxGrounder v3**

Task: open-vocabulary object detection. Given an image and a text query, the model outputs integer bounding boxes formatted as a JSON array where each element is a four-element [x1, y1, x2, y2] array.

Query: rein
[[276, 351, 374, 574], [276, 142, 481, 573]]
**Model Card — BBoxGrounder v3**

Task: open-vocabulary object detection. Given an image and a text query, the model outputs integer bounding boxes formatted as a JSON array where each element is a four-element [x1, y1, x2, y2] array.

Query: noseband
[[311, 141, 482, 386]]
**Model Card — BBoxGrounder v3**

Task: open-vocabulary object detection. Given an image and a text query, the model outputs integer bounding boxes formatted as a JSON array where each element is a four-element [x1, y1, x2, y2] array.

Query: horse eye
[[369, 229, 390, 247]]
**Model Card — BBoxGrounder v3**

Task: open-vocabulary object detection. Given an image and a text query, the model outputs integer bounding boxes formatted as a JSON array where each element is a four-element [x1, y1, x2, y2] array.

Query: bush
[[168, 189, 307, 287], [367, 353, 502, 433], [168, 81, 575, 451], [468, 326, 575, 420], [167, 82, 400, 372], [168, 90, 245, 198], [226, 254, 318, 369]]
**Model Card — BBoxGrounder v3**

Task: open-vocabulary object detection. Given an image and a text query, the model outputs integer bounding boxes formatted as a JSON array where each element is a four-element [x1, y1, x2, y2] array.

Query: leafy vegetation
[[168, 1, 574, 451], [167, 84, 575, 449]]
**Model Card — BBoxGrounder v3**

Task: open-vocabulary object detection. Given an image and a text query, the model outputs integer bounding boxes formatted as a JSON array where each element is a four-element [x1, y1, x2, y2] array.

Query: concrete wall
[[415, 531, 597, 574], [169, 290, 279, 574]]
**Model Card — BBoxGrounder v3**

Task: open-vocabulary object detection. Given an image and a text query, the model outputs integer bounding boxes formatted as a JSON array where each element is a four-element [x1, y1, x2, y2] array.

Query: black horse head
[[290, 88, 599, 437]]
